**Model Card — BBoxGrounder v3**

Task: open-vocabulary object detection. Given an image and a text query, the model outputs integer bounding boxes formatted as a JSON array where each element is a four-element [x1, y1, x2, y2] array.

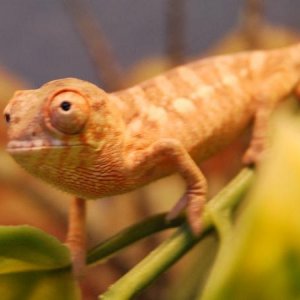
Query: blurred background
[[0, 0, 300, 299], [0, 0, 300, 86]]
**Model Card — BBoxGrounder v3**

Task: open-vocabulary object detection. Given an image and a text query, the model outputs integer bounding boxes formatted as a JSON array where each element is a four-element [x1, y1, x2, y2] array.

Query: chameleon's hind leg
[[66, 197, 87, 279], [243, 72, 299, 165], [243, 97, 277, 166], [126, 139, 207, 235]]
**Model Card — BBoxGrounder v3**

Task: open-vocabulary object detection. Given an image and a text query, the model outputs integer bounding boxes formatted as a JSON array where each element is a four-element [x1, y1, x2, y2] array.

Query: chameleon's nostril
[[4, 113, 10, 124]]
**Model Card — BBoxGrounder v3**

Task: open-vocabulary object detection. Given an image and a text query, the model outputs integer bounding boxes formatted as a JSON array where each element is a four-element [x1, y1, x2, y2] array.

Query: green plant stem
[[100, 224, 207, 300], [87, 213, 185, 266], [99, 168, 254, 300]]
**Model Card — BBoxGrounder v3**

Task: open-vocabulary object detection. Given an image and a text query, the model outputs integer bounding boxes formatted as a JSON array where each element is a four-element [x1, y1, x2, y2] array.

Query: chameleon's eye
[[48, 91, 89, 135], [60, 101, 72, 111]]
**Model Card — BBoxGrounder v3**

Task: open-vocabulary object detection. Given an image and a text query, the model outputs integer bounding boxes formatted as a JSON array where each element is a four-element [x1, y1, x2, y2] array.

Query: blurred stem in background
[[166, 0, 185, 67], [62, 0, 125, 91], [240, 0, 264, 48]]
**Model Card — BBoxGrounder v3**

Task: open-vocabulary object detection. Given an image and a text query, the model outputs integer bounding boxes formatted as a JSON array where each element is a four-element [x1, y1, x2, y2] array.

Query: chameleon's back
[[114, 50, 267, 162]]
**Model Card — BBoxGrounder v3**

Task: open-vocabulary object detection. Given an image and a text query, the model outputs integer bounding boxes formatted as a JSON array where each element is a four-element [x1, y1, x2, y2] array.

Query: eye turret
[[48, 91, 89, 134]]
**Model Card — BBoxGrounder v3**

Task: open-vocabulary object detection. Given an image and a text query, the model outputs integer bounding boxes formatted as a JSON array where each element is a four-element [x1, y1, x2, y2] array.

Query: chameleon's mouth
[[6, 139, 84, 153]]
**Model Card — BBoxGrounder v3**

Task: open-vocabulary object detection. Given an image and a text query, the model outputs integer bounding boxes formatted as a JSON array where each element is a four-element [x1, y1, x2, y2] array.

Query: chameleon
[[4, 43, 300, 276]]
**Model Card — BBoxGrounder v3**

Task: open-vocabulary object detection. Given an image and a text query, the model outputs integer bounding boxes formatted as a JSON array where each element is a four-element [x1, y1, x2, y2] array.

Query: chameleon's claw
[[186, 193, 205, 235], [166, 194, 188, 221], [167, 190, 205, 236], [242, 143, 265, 166]]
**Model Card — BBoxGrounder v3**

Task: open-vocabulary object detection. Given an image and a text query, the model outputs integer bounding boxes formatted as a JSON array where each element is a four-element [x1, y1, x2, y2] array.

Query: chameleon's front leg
[[66, 197, 87, 278], [127, 139, 207, 235]]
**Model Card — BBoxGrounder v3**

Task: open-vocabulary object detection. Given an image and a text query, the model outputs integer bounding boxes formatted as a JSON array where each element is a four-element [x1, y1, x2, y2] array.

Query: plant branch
[[87, 213, 185, 266], [99, 168, 254, 299]]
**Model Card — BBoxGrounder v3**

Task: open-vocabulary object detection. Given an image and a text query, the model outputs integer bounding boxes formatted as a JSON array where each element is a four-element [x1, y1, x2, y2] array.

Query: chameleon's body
[[4, 43, 300, 275]]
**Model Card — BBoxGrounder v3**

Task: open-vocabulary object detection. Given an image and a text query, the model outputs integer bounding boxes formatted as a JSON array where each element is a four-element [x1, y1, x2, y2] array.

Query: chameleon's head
[[3, 78, 121, 195]]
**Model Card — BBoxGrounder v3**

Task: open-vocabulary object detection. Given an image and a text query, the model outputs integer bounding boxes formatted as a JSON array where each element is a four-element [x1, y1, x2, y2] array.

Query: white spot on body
[[110, 94, 126, 112], [190, 85, 215, 101], [173, 97, 196, 114], [239, 68, 248, 77], [147, 105, 168, 123], [177, 66, 200, 87], [154, 75, 176, 97], [128, 118, 142, 134], [128, 86, 147, 104], [250, 51, 266, 74], [222, 74, 238, 87]]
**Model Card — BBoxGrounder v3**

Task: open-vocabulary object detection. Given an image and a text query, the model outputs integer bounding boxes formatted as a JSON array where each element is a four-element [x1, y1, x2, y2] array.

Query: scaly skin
[[4, 43, 300, 275]]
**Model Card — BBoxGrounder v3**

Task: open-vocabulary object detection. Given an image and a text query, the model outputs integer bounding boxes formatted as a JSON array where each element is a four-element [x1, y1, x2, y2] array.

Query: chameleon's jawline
[[6, 143, 85, 154]]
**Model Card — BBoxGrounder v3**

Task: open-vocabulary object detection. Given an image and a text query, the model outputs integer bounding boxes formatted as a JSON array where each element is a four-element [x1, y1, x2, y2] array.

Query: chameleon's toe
[[186, 194, 205, 236], [166, 191, 205, 236], [242, 143, 265, 166], [166, 194, 188, 221]]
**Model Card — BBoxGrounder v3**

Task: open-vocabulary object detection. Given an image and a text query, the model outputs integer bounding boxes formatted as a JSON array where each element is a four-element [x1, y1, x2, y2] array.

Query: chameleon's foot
[[186, 192, 205, 235], [167, 186, 206, 236], [242, 142, 265, 166], [166, 194, 188, 221], [66, 197, 87, 279]]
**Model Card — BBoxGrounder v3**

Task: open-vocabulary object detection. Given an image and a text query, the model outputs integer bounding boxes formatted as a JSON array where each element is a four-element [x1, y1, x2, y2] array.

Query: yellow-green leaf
[[0, 226, 80, 300], [201, 111, 300, 300]]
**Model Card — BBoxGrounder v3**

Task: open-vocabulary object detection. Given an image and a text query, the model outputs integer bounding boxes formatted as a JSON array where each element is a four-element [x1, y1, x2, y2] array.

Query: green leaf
[[201, 112, 300, 300], [0, 226, 80, 300]]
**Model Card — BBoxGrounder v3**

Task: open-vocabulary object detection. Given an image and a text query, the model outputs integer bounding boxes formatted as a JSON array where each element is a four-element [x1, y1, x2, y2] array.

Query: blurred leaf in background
[[201, 107, 300, 300]]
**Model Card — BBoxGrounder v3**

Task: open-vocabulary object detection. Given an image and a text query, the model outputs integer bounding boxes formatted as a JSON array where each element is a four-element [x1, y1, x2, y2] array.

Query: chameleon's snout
[[3, 90, 41, 142]]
